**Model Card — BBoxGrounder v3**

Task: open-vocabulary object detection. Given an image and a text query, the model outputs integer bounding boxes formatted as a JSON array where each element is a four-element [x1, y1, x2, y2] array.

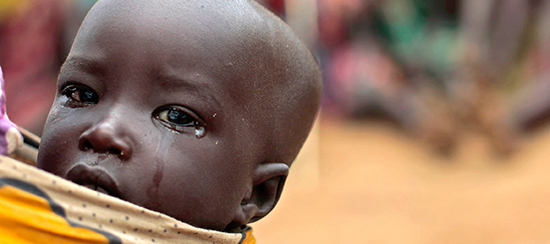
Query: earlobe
[[233, 162, 289, 228]]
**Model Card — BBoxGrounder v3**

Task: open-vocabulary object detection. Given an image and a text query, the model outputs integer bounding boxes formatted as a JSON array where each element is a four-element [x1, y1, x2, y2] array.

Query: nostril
[[81, 140, 93, 151], [80, 141, 127, 159], [108, 148, 122, 156]]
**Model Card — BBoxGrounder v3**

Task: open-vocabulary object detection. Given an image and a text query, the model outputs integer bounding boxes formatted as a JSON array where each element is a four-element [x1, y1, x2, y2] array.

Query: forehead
[[68, 0, 278, 101], [74, 1, 253, 68]]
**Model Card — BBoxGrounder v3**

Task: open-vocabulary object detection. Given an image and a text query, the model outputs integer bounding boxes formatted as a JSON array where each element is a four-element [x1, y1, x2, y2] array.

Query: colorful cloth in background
[[0, 66, 22, 156], [0, 0, 61, 135], [0, 155, 255, 244]]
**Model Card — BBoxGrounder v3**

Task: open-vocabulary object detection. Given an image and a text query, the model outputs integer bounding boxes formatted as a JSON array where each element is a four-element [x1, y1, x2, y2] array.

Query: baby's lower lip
[[82, 183, 110, 195]]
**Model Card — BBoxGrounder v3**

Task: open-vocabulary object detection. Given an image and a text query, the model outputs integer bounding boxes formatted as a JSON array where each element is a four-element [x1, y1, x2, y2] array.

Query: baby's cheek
[[39, 113, 78, 172], [45, 104, 63, 125]]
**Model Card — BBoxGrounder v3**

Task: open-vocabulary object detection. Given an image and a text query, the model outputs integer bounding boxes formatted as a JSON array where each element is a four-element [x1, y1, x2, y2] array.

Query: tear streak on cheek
[[152, 134, 174, 184], [146, 133, 173, 208]]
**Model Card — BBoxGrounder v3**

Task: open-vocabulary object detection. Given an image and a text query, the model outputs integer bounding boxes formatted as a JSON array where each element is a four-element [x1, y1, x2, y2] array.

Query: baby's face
[[37, 2, 278, 231]]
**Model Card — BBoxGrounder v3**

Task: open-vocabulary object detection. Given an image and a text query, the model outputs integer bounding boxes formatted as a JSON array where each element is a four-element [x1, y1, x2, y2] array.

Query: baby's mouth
[[66, 164, 122, 199], [81, 183, 110, 195]]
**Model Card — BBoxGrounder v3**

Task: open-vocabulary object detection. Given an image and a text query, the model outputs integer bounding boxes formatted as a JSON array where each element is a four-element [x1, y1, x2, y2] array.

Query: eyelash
[[153, 106, 206, 137], [60, 84, 99, 107]]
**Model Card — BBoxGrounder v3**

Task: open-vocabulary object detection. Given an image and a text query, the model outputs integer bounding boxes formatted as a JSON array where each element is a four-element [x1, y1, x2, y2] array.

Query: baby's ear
[[233, 162, 289, 227]]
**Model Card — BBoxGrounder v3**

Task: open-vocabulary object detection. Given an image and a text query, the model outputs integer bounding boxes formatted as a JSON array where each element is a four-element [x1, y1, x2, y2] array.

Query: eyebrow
[[60, 56, 107, 77], [154, 69, 222, 109]]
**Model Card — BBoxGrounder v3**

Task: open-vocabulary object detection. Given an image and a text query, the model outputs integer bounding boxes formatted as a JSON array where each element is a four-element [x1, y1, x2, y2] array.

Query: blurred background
[[3, 0, 550, 242]]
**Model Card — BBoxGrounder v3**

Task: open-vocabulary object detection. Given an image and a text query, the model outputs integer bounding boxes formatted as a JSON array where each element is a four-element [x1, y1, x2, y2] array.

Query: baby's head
[[37, 0, 321, 232]]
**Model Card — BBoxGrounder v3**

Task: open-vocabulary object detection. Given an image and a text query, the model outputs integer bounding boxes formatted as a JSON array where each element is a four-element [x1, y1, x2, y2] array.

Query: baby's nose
[[78, 120, 133, 160]]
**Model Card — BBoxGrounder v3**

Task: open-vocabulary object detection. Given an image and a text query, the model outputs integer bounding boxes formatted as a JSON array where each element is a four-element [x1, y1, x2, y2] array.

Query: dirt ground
[[251, 118, 550, 243]]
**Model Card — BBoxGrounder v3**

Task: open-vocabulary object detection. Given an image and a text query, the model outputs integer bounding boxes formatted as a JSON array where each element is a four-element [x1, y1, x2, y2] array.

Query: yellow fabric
[[0, 184, 110, 244], [241, 228, 256, 244]]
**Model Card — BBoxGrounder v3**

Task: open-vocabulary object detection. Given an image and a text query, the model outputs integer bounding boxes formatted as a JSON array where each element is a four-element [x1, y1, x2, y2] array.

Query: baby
[[36, 0, 321, 234]]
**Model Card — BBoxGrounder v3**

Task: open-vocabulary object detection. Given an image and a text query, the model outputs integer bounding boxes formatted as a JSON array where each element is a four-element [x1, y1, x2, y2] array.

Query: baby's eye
[[153, 106, 206, 137], [157, 107, 196, 126], [60, 84, 99, 106]]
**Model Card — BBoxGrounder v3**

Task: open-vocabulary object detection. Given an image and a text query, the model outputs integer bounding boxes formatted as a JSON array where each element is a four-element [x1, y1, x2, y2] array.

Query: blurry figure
[[452, 0, 527, 155], [318, 0, 550, 156], [502, 0, 550, 132], [374, 0, 461, 154], [318, 0, 461, 154], [0, 0, 65, 135], [455, 0, 550, 154]]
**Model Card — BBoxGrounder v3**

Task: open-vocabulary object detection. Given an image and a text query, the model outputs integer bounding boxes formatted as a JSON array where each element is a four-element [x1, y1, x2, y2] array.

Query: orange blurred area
[[254, 117, 550, 243]]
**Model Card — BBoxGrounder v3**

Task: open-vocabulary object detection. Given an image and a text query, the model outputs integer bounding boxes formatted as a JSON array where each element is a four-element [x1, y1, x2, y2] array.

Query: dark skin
[[37, 0, 321, 232]]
